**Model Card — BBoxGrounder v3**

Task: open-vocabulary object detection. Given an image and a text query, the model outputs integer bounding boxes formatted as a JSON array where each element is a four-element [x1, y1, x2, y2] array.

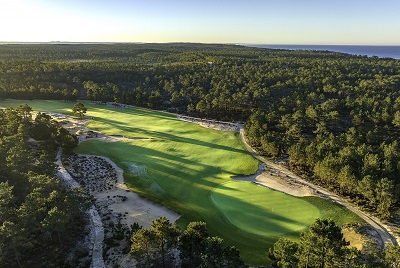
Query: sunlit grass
[[0, 99, 364, 266], [211, 181, 321, 237], [0, 99, 75, 114]]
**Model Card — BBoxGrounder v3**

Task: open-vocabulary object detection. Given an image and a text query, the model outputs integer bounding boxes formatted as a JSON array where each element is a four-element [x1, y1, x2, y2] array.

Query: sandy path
[[51, 113, 180, 267], [176, 115, 398, 246], [52, 114, 180, 229], [73, 154, 180, 268], [239, 128, 399, 248], [55, 149, 105, 268]]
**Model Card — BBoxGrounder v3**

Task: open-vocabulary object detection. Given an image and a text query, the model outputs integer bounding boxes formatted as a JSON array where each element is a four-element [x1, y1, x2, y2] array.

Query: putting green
[[0, 100, 364, 266], [211, 181, 320, 237]]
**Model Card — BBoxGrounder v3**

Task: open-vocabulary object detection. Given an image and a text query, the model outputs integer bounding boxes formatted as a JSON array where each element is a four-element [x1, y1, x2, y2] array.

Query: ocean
[[245, 44, 400, 60]]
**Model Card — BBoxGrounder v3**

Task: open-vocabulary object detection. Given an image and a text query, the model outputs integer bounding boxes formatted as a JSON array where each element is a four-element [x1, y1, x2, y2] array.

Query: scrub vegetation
[[1, 100, 365, 265], [1, 43, 400, 266]]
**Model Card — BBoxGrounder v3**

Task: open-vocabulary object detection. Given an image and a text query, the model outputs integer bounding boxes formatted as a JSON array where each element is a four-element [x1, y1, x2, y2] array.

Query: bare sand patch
[[252, 172, 315, 197], [50, 113, 149, 144], [342, 226, 366, 250], [177, 115, 243, 132], [233, 163, 315, 197], [238, 128, 399, 248], [65, 154, 180, 268]]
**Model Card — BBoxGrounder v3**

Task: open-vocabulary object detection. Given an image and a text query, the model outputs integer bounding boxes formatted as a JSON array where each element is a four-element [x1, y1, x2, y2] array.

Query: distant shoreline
[[1, 41, 399, 60], [243, 44, 400, 59]]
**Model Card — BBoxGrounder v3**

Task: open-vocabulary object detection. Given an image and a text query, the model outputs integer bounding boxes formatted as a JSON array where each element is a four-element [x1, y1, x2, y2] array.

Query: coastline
[[243, 44, 400, 59]]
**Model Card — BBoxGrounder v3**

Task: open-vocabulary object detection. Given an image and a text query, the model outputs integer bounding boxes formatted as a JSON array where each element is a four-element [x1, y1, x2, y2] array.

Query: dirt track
[[53, 113, 180, 268], [239, 128, 399, 248], [55, 149, 106, 268]]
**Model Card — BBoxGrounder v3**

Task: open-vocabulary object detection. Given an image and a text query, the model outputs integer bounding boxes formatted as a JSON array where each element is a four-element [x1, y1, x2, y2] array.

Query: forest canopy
[[1, 43, 400, 267], [0, 104, 88, 267], [1, 43, 399, 220]]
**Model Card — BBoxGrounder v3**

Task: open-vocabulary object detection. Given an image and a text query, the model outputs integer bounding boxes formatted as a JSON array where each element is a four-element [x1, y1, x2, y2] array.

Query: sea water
[[246, 44, 400, 60]]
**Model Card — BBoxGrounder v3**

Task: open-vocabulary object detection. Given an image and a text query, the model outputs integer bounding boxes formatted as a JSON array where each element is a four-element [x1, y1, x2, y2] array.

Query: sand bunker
[[64, 154, 180, 267], [238, 128, 399, 248], [177, 115, 243, 132], [233, 163, 315, 197]]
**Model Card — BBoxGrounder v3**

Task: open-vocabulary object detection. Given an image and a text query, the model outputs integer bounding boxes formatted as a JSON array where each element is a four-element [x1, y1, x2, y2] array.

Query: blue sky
[[0, 0, 399, 44]]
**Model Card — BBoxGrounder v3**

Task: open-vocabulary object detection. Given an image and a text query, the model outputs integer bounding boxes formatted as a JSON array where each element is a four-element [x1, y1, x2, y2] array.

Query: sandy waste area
[[51, 109, 398, 267], [53, 112, 179, 268]]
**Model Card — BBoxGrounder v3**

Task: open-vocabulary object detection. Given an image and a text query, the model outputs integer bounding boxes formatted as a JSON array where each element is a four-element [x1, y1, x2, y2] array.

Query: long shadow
[[121, 137, 310, 236], [92, 116, 249, 155], [210, 186, 315, 236], [91, 105, 177, 121], [79, 138, 311, 249], [121, 136, 314, 229], [80, 140, 236, 193]]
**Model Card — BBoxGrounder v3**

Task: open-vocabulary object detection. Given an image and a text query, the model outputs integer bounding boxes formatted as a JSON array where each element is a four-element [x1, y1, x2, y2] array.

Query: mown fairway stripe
[[211, 181, 320, 237]]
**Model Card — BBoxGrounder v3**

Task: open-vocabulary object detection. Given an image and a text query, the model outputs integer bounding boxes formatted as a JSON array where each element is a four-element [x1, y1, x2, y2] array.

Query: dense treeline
[[0, 104, 89, 267], [269, 218, 400, 268], [1, 43, 399, 220], [124, 217, 400, 268], [129, 217, 245, 268], [1, 43, 400, 256], [244, 67, 400, 219], [1, 43, 380, 120]]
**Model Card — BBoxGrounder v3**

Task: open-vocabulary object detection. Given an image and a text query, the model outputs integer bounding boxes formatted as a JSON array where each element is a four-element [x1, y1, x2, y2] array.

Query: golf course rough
[[211, 181, 321, 237], [0, 100, 364, 266]]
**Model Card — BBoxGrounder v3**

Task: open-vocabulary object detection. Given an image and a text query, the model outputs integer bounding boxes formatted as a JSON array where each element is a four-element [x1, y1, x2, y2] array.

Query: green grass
[[0, 99, 75, 115], [211, 181, 321, 237], [0, 99, 364, 266], [303, 196, 364, 226]]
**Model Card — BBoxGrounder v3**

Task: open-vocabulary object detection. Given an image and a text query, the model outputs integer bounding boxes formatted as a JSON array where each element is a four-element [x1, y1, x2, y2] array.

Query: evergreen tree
[[72, 102, 87, 119], [269, 238, 299, 268], [179, 221, 208, 268]]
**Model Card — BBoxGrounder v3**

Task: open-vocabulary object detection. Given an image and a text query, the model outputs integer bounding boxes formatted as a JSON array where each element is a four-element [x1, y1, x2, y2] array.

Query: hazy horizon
[[1, 0, 399, 45], [1, 41, 400, 46]]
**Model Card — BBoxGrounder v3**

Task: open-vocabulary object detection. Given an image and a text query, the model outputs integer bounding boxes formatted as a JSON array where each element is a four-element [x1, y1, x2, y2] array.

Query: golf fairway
[[211, 181, 320, 237]]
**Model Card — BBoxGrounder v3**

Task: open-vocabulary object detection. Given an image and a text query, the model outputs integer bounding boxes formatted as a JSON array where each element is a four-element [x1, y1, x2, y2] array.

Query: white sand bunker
[[49, 113, 150, 144], [177, 115, 243, 132], [64, 155, 180, 267], [233, 163, 315, 197]]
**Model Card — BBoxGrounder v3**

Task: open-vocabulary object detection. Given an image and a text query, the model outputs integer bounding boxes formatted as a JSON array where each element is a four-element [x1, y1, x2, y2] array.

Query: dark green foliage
[[131, 217, 179, 268], [244, 76, 400, 219], [0, 105, 87, 267], [151, 217, 179, 268], [179, 221, 209, 267], [384, 244, 400, 268], [296, 219, 349, 268], [200, 236, 225, 267], [178, 221, 245, 268], [268, 218, 400, 268], [4, 43, 398, 121], [268, 238, 299, 268], [269, 218, 400, 268], [131, 228, 157, 268], [72, 102, 87, 119], [130, 219, 245, 268]]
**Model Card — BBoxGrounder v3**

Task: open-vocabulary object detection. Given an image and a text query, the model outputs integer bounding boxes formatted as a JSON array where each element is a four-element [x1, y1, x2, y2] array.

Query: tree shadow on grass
[[91, 116, 250, 155], [210, 184, 318, 237], [79, 140, 238, 198], [91, 105, 177, 122], [119, 141, 314, 237]]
